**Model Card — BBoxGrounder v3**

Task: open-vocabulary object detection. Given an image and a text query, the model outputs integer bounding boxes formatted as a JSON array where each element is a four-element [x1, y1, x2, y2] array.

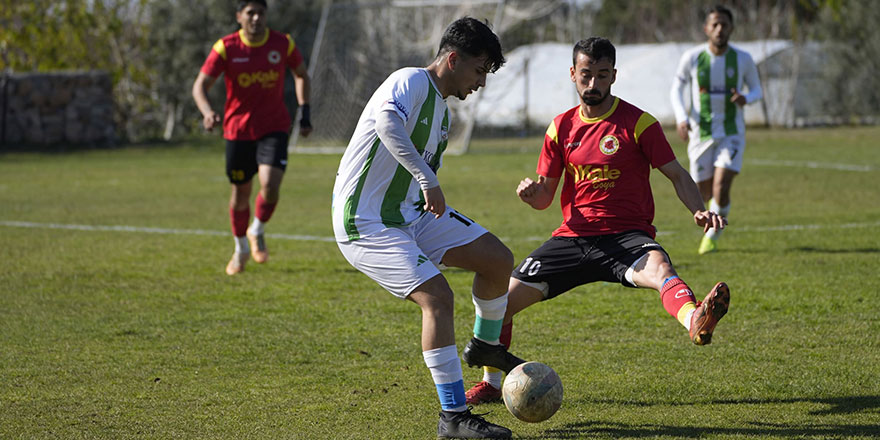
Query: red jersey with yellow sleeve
[[200, 29, 304, 141], [537, 97, 676, 238]]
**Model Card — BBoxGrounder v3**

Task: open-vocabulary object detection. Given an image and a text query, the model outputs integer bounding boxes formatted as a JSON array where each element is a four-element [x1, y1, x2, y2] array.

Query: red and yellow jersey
[[200, 29, 304, 141], [537, 97, 676, 238]]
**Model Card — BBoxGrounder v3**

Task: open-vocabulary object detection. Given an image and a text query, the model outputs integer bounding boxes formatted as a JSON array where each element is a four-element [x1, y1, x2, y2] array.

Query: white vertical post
[[289, 0, 332, 152], [453, 0, 505, 155]]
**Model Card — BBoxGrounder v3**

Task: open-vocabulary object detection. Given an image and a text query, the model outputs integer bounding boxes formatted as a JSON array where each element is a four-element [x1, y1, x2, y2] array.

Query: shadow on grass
[[789, 246, 880, 254], [582, 395, 880, 415], [523, 395, 880, 439], [527, 420, 880, 439], [709, 395, 880, 415]]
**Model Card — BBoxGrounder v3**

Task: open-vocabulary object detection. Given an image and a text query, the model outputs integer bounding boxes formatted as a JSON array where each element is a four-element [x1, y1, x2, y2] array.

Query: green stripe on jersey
[[429, 109, 449, 170], [697, 51, 712, 140], [724, 49, 738, 136], [380, 84, 437, 226], [343, 137, 381, 241]]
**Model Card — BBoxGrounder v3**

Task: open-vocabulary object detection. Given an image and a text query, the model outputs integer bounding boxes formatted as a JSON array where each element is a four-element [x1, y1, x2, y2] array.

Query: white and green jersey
[[332, 67, 450, 242], [670, 43, 762, 140]]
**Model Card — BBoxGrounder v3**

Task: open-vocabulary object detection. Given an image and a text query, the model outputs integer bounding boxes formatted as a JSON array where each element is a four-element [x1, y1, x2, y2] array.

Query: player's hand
[[694, 209, 727, 233], [517, 177, 541, 203], [203, 111, 222, 131], [730, 88, 746, 106], [423, 185, 446, 218], [676, 121, 689, 142]]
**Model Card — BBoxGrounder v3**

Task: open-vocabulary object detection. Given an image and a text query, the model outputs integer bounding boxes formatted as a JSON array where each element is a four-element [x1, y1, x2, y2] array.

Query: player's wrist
[[300, 104, 312, 128]]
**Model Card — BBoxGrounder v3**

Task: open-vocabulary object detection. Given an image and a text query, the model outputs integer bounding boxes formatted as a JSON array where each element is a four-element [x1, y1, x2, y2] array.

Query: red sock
[[660, 276, 696, 318], [499, 321, 512, 348], [230, 207, 250, 237], [255, 193, 277, 223]]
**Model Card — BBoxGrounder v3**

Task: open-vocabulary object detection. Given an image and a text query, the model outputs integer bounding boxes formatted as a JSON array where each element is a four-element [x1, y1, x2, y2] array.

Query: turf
[[1, 127, 879, 439]]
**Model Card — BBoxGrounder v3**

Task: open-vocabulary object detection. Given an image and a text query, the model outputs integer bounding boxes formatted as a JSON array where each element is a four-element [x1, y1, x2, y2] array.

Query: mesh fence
[[291, 0, 573, 154]]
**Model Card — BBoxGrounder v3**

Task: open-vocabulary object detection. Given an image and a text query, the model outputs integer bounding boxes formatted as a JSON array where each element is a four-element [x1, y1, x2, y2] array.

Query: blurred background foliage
[[0, 0, 875, 142]]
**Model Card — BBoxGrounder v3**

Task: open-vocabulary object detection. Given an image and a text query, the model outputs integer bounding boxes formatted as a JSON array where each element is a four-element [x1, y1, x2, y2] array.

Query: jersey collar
[[239, 29, 270, 47], [579, 96, 619, 123], [422, 69, 444, 100]]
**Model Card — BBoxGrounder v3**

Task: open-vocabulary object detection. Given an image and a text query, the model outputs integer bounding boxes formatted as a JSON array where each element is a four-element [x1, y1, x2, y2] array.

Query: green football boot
[[698, 235, 718, 255]]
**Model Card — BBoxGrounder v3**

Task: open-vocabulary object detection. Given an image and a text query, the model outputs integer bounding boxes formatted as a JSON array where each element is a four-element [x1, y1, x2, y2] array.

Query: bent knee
[[482, 236, 514, 273]]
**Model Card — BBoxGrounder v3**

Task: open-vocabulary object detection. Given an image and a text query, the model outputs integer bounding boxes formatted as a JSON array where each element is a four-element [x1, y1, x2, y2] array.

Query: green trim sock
[[472, 292, 508, 345]]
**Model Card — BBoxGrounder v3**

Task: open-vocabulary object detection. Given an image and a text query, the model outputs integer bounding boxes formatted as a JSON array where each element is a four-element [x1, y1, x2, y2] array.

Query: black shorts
[[225, 131, 289, 184], [511, 230, 669, 299]]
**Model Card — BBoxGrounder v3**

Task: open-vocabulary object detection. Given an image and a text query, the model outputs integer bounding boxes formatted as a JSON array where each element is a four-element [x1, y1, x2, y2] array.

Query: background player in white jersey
[[670, 5, 762, 254], [331, 17, 522, 439]]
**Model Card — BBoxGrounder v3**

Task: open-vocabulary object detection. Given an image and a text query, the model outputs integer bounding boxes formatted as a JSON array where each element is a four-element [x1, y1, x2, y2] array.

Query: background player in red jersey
[[192, 0, 312, 275], [465, 37, 731, 405]]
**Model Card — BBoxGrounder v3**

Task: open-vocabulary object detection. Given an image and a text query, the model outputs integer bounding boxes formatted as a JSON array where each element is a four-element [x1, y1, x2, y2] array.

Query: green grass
[[1, 127, 879, 439]]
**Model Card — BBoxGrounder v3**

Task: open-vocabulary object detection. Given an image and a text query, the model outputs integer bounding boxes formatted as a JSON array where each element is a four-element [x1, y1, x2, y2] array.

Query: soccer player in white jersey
[[670, 5, 763, 254], [331, 17, 522, 439]]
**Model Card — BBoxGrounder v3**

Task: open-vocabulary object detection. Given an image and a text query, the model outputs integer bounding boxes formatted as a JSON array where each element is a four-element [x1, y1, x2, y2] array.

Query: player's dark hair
[[705, 5, 734, 24], [237, 0, 267, 12], [436, 17, 505, 73], [572, 37, 616, 67]]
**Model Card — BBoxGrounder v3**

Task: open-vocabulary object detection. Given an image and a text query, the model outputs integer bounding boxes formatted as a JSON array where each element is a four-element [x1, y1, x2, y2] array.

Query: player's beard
[[581, 88, 607, 106]]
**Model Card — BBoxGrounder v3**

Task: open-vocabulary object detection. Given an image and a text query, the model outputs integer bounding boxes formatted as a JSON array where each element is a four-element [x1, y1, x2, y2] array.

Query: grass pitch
[[1, 127, 879, 439]]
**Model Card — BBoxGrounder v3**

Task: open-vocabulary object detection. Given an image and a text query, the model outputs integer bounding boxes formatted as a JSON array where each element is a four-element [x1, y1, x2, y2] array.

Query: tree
[[0, 0, 154, 141]]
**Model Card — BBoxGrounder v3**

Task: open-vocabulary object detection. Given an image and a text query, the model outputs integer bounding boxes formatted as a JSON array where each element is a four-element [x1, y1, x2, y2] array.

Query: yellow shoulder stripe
[[545, 120, 558, 144], [634, 112, 658, 144], [212, 39, 226, 60], [287, 34, 296, 56]]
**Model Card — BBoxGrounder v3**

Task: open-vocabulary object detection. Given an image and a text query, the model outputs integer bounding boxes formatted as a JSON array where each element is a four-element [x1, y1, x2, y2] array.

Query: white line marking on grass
[[734, 220, 880, 233], [507, 221, 880, 242], [3, 220, 879, 243], [748, 159, 875, 172], [0, 221, 337, 242]]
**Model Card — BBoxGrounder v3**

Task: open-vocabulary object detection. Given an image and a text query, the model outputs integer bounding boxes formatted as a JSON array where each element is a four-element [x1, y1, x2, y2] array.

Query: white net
[[291, 0, 566, 154]]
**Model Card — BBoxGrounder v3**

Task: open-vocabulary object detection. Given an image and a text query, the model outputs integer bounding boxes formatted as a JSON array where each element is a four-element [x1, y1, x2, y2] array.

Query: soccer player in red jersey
[[192, 0, 312, 275], [465, 37, 731, 405]]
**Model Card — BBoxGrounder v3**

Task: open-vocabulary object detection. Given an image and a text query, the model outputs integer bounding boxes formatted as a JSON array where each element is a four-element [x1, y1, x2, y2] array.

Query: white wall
[[474, 40, 792, 129]]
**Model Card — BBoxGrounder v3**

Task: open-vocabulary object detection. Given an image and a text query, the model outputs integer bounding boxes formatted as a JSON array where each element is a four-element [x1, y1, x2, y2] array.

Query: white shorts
[[687, 134, 746, 182], [336, 208, 489, 299]]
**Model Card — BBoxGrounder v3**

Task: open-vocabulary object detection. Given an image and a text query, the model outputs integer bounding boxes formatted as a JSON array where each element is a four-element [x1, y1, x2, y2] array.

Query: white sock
[[472, 292, 508, 345], [705, 199, 730, 240], [683, 309, 696, 331], [423, 345, 467, 412], [483, 370, 503, 389], [248, 217, 266, 236], [234, 235, 249, 254]]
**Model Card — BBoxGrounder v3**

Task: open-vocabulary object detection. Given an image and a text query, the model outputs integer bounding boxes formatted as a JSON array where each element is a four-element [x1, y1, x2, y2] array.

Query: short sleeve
[[634, 112, 676, 168], [286, 34, 304, 70], [537, 119, 565, 178], [200, 39, 226, 77]]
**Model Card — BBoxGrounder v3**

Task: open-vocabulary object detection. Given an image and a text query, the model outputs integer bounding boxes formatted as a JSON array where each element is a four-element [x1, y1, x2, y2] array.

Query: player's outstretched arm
[[657, 160, 726, 232], [517, 175, 559, 210], [192, 72, 221, 131]]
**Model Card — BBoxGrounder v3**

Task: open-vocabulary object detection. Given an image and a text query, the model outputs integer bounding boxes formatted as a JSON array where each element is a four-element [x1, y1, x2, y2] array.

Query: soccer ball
[[502, 361, 563, 423]]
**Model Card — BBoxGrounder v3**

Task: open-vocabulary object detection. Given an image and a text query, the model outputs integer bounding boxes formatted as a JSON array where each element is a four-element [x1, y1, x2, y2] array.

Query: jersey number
[[519, 257, 541, 276]]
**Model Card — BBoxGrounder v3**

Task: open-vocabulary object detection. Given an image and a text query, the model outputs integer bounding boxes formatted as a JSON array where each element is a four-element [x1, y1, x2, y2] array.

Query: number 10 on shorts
[[519, 257, 541, 276]]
